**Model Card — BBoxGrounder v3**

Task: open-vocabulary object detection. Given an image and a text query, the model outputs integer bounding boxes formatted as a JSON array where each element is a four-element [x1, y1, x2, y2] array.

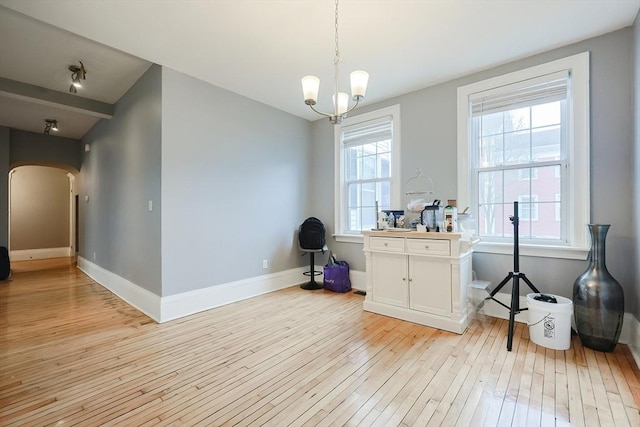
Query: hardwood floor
[[1, 259, 639, 426]]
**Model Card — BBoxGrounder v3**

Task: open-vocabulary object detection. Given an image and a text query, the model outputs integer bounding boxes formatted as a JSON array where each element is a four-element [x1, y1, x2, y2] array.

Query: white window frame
[[334, 104, 401, 243], [457, 52, 590, 260]]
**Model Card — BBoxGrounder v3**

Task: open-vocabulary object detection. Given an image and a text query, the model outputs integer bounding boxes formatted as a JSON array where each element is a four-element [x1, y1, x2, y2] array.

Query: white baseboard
[[77, 257, 314, 324], [160, 267, 309, 323], [627, 315, 640, 368], [10, 247, 72, 261], [77, 257, 162, 321], [350, 270, 366, 291], [469, 288, 640, 362]]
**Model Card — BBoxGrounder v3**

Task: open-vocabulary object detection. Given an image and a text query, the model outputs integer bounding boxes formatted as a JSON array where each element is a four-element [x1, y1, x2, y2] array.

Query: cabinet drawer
[[406, 238, 450, 256], [370, 237, 405, 253]]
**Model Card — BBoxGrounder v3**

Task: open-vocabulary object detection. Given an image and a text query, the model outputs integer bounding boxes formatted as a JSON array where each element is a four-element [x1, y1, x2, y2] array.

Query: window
[[457, 53, 590, 259], [335, 105, 401, 242]]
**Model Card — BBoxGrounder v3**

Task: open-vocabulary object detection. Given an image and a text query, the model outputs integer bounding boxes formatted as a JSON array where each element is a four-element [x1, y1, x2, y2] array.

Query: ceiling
[[1, 0, 639, 140]]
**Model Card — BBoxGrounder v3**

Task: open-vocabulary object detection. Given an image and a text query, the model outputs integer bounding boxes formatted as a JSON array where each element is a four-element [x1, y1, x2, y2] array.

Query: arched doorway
[[8, 165, 78, 262]]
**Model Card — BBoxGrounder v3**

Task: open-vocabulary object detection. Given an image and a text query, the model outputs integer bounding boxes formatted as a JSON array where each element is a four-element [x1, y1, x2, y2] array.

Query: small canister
[[444, 205, 458, 232]]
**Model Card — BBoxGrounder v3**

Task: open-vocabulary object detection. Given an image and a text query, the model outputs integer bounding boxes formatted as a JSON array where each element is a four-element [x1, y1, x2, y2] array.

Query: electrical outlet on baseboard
[[262, 259, 268, 269]]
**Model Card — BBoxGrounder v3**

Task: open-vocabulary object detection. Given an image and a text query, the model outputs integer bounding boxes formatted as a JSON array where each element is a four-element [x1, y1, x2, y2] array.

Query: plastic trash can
[[526, 293, 573, 350]]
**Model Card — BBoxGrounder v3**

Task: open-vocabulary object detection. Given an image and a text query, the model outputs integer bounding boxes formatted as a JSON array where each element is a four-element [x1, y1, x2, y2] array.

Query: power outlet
[[93, 252, 96, 260], [262, 259, 268, 269]]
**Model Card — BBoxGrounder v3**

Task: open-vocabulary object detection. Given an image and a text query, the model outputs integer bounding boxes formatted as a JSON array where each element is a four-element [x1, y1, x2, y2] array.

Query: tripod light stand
[[484, 201, 540, 351]]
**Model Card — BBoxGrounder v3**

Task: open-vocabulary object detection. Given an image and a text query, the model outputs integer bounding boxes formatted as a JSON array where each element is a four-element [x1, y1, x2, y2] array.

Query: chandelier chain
[[334, 0, 341, 64]]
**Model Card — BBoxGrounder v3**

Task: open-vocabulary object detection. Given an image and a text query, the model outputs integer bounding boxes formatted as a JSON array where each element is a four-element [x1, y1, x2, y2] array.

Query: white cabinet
[[371, 252, 407, 307], [408, 256, 451, 317], [362, 231, 474, 334]]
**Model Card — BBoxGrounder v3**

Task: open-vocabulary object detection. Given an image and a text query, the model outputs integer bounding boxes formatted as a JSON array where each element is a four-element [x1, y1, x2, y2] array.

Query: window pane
[[379, 151, 391, 178], [378, 180, 391, 209], [362, 206, 377, 231], [346, 146, 359, 181], [531, 200, 561, 239], [504, 107, 530, 132], [480, 111, 504, 136], [532, 101, 561, 128], [480, 134, 504, 167], [347, 183, 359, 208], [504, 169, 529, 203], [533, 166, 560, 202], [532, 124, 561, 161], [504, 130, 531, 165], [361, 155, 376, 180], [478, 171, 503, 204], [362, 182, 376, 207], [478, 203, 504, 237]]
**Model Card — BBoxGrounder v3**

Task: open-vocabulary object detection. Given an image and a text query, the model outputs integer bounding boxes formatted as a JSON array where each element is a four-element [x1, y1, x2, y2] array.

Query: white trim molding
[[10, 247, 73, 261], [161, 267, 310, 323], [77, 257, 319, 324], [78, 256, 162, 321]]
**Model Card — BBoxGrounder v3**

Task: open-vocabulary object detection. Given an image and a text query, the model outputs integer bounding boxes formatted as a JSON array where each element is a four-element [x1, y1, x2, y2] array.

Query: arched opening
[[8, 164, 79, 263]]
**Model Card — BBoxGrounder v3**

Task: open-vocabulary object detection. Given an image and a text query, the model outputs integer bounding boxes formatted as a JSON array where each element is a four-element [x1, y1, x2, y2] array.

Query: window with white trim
[[457, 53, 590, 259], [334, 105, 400, 242]]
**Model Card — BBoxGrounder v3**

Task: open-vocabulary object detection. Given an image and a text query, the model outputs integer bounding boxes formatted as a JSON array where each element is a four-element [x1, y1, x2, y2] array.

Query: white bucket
[[526, 293, 573, 350]]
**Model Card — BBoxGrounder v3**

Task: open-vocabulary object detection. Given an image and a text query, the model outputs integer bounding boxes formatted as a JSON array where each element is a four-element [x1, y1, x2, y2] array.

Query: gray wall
[[634, 10, 640, 322], [311, 28, 638, 315], [10, 129, 82, 171], [10, 166, 70, 250], [0, 127, 9, 247], [161, 67, 311, 296], [0, 127, 81, 250], [80, 64, 162, 295]]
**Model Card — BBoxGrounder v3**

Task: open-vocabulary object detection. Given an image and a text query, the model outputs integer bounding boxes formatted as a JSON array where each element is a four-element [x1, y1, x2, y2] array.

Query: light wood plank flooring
[[1, 258, 639, 426]]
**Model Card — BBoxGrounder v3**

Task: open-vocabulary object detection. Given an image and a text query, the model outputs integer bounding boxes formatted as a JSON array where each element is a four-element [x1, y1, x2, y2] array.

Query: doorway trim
[[8, 165, 78, 261]]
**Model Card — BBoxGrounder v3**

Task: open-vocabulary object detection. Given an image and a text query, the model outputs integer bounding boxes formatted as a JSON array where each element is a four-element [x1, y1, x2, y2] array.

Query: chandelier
[[301, 0, 369, 124]]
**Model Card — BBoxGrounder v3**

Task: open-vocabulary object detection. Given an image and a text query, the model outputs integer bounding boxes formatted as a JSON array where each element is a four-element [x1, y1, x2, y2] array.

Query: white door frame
[[7, 166, 77, 260]]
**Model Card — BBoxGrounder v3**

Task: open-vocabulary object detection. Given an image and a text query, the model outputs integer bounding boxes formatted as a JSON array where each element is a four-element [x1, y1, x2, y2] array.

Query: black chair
[[298, 217, 327, 290], [299, 243, 328, 290]]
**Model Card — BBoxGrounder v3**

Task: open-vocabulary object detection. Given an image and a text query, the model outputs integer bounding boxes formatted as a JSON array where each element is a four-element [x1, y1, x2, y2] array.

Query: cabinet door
[[408, 256, 452, 316], [371, 252, 408, 307]]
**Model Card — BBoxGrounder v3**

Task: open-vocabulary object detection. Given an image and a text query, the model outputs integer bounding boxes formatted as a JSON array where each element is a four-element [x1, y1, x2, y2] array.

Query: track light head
[[44, 119, 58, 135], [68, 61, 87, 93]]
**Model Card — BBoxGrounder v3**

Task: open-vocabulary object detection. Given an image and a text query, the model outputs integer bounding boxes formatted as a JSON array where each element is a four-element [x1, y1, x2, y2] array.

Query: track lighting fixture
[[68, 61, 86, 93], [44, 119, 58, 135]]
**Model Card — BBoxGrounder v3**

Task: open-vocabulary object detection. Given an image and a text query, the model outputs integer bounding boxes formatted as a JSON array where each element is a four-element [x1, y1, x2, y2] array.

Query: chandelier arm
[[345, 97, 361, 115], [309, 103, 333, 118]]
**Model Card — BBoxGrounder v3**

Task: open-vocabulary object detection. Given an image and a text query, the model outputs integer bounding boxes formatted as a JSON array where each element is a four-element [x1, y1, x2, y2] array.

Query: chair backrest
[[299, 217, 326, 250]]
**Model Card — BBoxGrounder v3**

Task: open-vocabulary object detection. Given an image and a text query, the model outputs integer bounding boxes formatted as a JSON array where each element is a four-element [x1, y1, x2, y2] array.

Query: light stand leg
[[483, 201, 539, 351]]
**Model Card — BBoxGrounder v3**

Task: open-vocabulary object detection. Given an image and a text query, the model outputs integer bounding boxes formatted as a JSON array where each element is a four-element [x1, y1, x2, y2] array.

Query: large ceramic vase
[[573, 224, 624, 352]]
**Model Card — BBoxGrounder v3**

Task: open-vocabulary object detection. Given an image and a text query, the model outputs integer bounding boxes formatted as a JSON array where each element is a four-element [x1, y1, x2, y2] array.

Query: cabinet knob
[[409, 278, 413, 282], [424, 245, 429, 249], [384, 243, 388, 246], [402, 277, 406, 281]]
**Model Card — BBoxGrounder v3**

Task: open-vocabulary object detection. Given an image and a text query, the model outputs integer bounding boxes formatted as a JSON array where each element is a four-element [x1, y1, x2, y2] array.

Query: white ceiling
[[0, 0, 639, 139]]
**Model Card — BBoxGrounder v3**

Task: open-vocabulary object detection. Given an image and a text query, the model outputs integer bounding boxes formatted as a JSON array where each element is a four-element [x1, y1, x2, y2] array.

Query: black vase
[[573, 224, 624, 352]]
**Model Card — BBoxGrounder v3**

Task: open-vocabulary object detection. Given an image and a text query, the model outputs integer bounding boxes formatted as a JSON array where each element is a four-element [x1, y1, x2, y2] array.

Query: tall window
[[457, 53, 590, 259], [335, 105, 400, 241]]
